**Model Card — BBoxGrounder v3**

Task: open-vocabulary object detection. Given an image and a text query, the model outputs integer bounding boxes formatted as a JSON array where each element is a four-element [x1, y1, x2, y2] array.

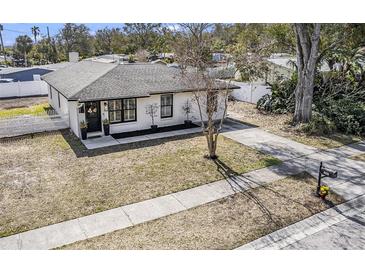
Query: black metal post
[[316, 161, 323, 196]]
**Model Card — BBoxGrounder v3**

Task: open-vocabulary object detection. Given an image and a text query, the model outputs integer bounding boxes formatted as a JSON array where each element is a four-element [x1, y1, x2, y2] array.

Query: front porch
[[81, 126, 202, 149], [80, 118, 251, 150]]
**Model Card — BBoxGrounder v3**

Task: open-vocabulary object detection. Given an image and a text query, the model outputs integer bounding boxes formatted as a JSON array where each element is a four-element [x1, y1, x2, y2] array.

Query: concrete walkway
[[225, 127, 365, 250], [0, 159, 305, 250], [222, 120, 318, 161], [1, 119, 364, 249]]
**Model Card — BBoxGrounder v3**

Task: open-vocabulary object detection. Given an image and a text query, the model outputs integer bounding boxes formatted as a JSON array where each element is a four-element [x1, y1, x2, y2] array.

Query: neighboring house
[[0, 78, 14, 83], [235, 53, 331, 84], [231, 53, 331, 104], [233, 54, 296, 84], [148, 53, 174, 62], [0, 62, 71, 82], [0, 62, 73, 99], [0, 67, 53, 82], [151, 59, 168, 65], [158, 53, 174, 59], [42, 61, 237, 139], [208, 64, 236, 79], [229, 55, 292, 103], [0, 55, 13, 64], [212, 53, 232, 63], [230, 54, 295, 104], [86, 54, 129, 64]]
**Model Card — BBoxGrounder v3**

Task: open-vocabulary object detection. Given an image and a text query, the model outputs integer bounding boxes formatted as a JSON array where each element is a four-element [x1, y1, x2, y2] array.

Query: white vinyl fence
[[230, 81, 271, 104], [0, 80, 48, 98], [0, 112, 69, 138]]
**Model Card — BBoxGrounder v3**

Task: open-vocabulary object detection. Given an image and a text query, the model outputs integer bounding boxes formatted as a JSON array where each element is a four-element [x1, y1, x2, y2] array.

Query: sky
[[1, 23, 124, 46]]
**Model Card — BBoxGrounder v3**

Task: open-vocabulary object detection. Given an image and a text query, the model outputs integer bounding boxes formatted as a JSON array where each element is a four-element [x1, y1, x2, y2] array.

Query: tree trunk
[[204, 107, 218, 159], [24, 51, 28, 67], [205, 128, 218, 159], [294, 69, 316, 123], [293, 23, 321, 124]]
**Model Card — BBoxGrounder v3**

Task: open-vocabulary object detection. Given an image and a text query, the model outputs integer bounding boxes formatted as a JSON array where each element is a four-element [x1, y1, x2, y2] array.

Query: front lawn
[[351, 153, 365, 162], [0, 103, 49, 119], [228, 101, 361, 149], [0, 97, 48, 110], [0, 130, 280, 237], [60, 172, 343, 250]]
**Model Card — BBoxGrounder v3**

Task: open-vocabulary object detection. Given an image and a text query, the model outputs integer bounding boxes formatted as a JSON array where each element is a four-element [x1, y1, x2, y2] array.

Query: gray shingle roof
[[42, 61, 117, 99], [43, 61, 238, 101]]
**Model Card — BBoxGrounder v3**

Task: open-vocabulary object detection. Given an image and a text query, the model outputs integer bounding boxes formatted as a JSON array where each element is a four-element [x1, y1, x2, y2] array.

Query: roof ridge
[[69, 62, 118, 100]]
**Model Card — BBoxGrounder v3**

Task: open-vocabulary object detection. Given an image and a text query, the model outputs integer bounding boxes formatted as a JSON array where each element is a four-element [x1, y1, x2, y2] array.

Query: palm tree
[[15, 35, 33, 66], [31, 26, 40, 43]]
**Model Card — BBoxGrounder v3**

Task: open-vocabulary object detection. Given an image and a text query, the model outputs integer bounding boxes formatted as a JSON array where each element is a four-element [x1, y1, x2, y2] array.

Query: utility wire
[[3, 28, 30, 34]]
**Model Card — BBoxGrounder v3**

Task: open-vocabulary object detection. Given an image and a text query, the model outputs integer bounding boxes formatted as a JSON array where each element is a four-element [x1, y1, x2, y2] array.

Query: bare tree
[[190, 75, 231, 159], [182, 99, 193, 122], [293, 23, 321, 123], [145, 103, 159, 129], [135, 49, 149, 62], [175, 23, 232, 159]]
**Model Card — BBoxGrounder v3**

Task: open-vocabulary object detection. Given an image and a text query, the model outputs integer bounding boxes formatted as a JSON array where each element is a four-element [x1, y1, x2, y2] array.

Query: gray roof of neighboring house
[[0, 66, 41, 75], [267, 56, 331, 72], [0, 62, 72, 75], [37, 62, 72, 70], [43, 61, 238, 102], [267, 57, 296, 70]]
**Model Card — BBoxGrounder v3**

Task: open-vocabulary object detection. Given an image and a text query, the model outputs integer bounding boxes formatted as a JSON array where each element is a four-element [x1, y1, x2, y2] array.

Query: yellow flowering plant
[[319, 185, 330, 198]]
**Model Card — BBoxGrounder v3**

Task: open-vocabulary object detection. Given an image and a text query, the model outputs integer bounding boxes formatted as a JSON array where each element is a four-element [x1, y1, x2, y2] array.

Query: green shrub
[[323, 99, 365, 135], [257, 72, 365, 136], [301, 112, 336, 135], [257, 75, 296, 113]]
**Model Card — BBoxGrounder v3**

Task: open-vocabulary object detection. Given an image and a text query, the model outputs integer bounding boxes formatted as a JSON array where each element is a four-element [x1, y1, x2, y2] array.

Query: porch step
[[87, 131, 103, 138]]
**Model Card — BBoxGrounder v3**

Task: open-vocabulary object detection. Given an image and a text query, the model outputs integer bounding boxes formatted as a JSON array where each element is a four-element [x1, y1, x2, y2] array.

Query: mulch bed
[[111, 123, 199, 139]]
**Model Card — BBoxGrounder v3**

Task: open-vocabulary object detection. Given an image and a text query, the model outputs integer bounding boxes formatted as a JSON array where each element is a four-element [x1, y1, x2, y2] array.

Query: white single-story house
[[42, 61, 237, 139]]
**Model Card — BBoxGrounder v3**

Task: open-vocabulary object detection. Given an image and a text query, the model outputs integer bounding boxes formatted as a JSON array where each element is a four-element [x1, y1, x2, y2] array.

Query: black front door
[[85, 101, 101, 132]]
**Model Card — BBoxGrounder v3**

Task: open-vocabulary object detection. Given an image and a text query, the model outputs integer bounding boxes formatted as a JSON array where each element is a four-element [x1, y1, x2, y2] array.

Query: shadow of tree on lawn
[[212, 157, 339, 228]]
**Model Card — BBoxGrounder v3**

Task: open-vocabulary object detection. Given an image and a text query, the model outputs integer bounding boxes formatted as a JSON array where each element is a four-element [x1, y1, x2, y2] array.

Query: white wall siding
[[46, 89, 229, 138], [68, 101, 80, 138], [109, 92, 227, 134], [110, 93, 188, 134], [48, 85, 69, 115], [48, 85, 56, 109], [0, 80, 48, 98]]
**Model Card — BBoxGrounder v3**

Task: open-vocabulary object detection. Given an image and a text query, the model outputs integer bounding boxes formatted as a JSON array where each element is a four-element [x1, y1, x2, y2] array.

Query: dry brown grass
[[61, 172, 343, 250], [0, 130, 279, 237], [228, 101, 361, 149], [0, 96, 48, 110], [350, 153, 365, 162]]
